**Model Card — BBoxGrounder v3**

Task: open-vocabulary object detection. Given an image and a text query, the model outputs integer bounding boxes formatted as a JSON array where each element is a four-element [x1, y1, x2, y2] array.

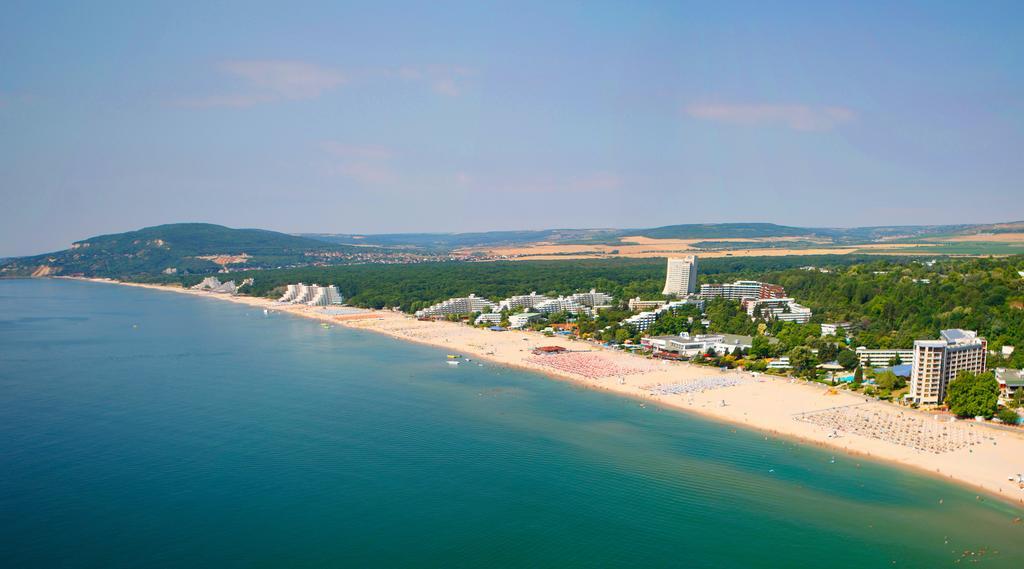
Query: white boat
[[447, 360, 460, 366]]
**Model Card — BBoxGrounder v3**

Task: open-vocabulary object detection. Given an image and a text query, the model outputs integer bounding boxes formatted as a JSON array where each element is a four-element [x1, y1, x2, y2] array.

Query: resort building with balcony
[[909, 329, 987, 406]]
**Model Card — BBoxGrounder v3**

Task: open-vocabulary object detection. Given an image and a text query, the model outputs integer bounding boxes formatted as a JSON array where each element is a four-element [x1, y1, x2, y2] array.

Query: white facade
[[277, 283, 343, 306], [497, 292, 550, 312], [643, 332, 753, 357], [854, 347, 913, 368], [570, 289, 614, 307], [278, 283, 304, 303], [192, 277, 222, 291], [744, 298, 812, 324], [662, 256, 698, 296], [534, 297, 587, 315], [475, 312, 502, 325], [621, 298, 705, 332], [192, 277, 238, 294], [623, 311, 659, 331], [821, 323, 853, 337], [628, 297, 667, 311], [307, 285, 343, 306], [909, 329, 987, 405], [415, 294, 498, 318], [532, 290, 613, 316], [699, 280, 785, 301], [509, 312, 542, 329]]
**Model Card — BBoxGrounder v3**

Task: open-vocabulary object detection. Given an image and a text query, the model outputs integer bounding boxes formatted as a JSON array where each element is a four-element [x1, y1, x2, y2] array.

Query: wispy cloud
[[395, 64, 474, 97], [322, 141, 397, 185], [221, 60, 345, 99], [174, 60, 345, 108], [685, 103, 855, 131]]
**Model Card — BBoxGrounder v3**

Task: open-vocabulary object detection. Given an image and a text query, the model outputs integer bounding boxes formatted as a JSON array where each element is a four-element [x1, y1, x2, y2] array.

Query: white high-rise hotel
[[909, 329, 987, 405], [662, 256, 698, 296]]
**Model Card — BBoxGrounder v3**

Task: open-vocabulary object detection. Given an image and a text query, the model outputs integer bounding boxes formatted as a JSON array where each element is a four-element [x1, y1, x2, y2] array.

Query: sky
[[2, 1, 1023, 256]]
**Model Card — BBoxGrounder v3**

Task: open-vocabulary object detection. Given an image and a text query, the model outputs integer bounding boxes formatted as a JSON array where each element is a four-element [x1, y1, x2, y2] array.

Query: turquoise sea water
[[1, 279, 1022, 568]]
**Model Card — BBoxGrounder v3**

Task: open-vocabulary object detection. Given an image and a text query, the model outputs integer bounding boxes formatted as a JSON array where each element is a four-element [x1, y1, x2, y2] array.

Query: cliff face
[[30, 265, 55, 277]]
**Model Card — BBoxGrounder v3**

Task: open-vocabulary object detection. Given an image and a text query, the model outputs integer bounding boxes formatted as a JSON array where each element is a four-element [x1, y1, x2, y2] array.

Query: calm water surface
[[1, 279, 1021, 567]]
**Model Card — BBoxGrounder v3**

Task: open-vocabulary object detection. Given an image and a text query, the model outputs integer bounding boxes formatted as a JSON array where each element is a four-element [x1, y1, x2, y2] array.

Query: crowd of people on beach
[[794, 405, 993, 454], [644, 376, 745, 395], [527, 352, 651, 379]]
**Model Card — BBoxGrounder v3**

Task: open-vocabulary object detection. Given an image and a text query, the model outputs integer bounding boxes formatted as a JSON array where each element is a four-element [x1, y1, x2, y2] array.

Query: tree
[[818, 343, 839, 363], [945, 371, 999, 419], [888, 354, 903, 366], [996, 407, 1020, 425], [750, 336, 774, 359], [874, 370, 906, 392], [837, 349, 859, 370], [788, 346, 817, 377], [853, 366, 863, 386], [614, 328, 631, 345]]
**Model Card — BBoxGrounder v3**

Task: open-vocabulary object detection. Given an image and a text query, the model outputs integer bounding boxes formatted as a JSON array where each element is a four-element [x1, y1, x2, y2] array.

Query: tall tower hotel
[[662, 256, 698, 297]]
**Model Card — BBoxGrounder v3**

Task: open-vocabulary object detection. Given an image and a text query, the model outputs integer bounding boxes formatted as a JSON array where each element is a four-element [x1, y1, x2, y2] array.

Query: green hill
[[0, 223, 364, 278]]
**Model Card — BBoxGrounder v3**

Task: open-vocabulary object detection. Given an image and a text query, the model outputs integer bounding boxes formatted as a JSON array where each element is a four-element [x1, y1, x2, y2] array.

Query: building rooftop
[[995, 368, 1024, 387], [940, 328, 978, 343]]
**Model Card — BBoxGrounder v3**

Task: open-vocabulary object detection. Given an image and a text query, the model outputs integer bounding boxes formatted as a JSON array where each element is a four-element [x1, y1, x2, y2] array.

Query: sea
[[1, 278, 1022, 568]]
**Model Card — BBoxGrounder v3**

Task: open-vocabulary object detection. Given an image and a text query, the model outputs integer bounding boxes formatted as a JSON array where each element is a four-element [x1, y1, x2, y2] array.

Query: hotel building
[[628, 297, 667, 311], [699, 280, 785, 301], [533, 289, 614, 316], [909, 329, 987, 405], [509, 312, 543, 329], [415, 294, 498, 318], [854, 347, 914, 368], [192, 277, 240, 295], [307, 285, 344, 306], [474, 313, 502, 325], [821, 322, 853, 337], [277, 283, 343, 306], [662, 256, 698, 297], [743, 297, 812, 324], [622, 298, 705, 332], [497, 292, 550, 312], [642, 332, 756, 357]]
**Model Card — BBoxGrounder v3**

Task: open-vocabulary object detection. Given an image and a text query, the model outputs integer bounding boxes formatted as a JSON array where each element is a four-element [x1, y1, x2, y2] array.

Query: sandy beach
[[78, 278, 1024, 508]]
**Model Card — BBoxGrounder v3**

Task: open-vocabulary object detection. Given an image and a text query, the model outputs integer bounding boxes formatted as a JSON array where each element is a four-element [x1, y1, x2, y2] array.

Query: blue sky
[[2, 1, 1022, 256]]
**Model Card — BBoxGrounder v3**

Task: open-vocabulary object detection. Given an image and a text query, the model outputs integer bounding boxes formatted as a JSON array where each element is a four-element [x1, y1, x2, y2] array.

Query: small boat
[[321, 323, 330, 329], [446, 354, 461, 359], [447, 360, 460, 366], [263, 309, 269, 315]]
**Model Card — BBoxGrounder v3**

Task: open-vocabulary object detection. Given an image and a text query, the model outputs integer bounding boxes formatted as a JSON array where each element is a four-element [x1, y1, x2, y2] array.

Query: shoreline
[[63, 277, 1024, 510]]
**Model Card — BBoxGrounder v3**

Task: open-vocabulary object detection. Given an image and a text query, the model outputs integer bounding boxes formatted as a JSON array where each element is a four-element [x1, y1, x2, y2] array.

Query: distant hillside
[[302, 228, 622, 250], [8, 219, 1021, 279], [632, 223, 813, 240], [0, 223, 367, 278], [307, 221, 1024, 251]]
